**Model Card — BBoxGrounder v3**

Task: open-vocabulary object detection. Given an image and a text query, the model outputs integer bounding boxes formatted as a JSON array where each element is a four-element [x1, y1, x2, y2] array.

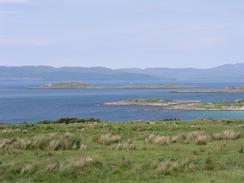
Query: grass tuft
[[70, 156, 103, 173], [212, 130, 241, 140], [111, 142, 137, 150], [195, 134, 209, 145], [0, 133, 82, 151], [145, 134, 171, 145], [156, 160, 196, 175], [94, 134, 122, 145]]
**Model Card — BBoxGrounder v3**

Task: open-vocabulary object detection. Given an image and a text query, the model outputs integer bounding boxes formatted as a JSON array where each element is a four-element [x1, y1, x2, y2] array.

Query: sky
[[0, 0, 244, 69]]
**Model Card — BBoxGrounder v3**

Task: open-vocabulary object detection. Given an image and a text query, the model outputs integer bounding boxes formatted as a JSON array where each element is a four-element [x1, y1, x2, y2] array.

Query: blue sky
[[0, 0, 244, 68]]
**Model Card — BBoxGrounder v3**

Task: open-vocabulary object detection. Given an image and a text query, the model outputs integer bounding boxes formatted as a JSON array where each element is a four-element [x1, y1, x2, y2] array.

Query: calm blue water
[[1, 81, 244, 123]]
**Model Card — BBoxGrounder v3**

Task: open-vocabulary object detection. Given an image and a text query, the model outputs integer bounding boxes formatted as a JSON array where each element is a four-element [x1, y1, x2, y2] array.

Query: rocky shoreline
[[104, 99, 244, 111]]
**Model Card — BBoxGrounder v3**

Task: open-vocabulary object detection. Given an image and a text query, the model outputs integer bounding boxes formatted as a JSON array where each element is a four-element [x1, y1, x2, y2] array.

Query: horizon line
[[0, 62, 243, 70]]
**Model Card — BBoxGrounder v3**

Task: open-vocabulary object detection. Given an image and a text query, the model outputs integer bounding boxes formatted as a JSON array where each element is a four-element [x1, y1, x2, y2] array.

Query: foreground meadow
[[0, 118, 244, 183]]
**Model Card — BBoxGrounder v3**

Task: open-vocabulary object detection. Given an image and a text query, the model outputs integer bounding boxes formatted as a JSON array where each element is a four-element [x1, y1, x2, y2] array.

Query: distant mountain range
[[119, 63, 244, 82], [0, 63, 244, 82], [0, 66, 158, 82]]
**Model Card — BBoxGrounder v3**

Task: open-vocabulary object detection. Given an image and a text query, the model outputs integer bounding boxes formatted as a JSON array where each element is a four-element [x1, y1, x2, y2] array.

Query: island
[[35, 82, 200, 89], [104, 98, 244, 111], [171, 86, 244, 93], [34, 82, 200, 89], [35, 82, 96, 89]]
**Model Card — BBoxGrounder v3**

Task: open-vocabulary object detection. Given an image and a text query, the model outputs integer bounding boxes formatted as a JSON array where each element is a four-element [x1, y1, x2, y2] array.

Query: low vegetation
[[0, 118, 244, 182], [94, 133, 122, 145], [105, 98, 244, 111], [0, 133, 84, 151], [104, 98, 201, 107], [145, 130, 240, 146], [38, 117, 101, 124]]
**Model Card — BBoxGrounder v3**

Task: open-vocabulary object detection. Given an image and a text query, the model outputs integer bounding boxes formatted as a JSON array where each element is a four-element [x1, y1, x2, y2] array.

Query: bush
[[38, 118, 101, 124]]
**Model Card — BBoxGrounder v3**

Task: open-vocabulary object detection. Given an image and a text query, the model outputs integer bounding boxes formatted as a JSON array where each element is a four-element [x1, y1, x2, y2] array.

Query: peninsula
[[104, 99, 244, 111], [35, 82, 199, 89], [171, 86, 244, 93]]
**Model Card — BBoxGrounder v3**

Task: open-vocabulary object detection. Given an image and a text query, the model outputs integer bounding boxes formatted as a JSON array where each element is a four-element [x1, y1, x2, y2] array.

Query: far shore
[[104, 99, 244, 111], [34, 82, 201, 89], [171, 86, 244, 93]]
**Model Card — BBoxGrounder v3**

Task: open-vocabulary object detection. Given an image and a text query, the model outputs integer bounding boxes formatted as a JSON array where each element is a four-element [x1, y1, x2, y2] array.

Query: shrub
[[38, 118, 101, 125]]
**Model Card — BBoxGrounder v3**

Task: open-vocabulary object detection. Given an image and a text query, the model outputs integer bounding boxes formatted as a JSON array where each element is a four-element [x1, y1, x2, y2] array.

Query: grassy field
[[1, 118, 244, 183]]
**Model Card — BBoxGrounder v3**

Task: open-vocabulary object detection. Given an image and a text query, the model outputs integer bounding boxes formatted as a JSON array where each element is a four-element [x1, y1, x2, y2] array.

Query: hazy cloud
[[0, 0, 30, 4], [0, 37, 52, 47]]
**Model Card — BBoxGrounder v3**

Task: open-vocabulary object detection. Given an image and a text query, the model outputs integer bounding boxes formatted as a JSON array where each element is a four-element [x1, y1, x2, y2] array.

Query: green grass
[[1, 119, 244, 182]]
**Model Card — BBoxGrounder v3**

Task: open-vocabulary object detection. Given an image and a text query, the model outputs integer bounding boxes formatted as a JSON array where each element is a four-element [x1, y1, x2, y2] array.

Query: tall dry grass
[[110, 142, 137, 150], [212, 130, 241, 140], [94, 134, 122, 145], [18, 156, 102, 175], [145, 129, 241, 146], [0, 133, 86, 151], [156, 160, 196, 175], [145, 131, 209, 145], [145, 134, 171, 145]]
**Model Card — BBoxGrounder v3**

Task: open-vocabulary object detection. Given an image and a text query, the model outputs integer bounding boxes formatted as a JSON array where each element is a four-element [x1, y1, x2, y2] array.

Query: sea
[[1, 81, 244, 123]]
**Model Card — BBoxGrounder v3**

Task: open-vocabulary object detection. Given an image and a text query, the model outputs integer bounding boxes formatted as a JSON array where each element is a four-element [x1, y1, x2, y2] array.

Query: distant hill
[[0, 63, 244, 82], [0, 66, 160, 82], [118, 63, 244, 82]]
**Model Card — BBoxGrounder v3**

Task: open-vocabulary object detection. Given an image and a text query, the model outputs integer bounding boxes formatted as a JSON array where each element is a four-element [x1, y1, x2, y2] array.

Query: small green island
[[104, 98, 244, 111], [35, 82, 200, 89], [172, 86, 244, 93]]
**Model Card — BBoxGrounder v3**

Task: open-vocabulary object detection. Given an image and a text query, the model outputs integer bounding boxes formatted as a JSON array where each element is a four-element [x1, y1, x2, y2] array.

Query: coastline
[[104, 99, 244, 111], [34, 82, 201, 89], [171, 87, 244, 93]]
